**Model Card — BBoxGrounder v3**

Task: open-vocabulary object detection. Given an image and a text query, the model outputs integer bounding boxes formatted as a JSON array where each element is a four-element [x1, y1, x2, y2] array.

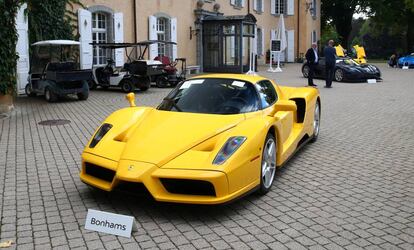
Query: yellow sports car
[[80, 74, 320, 204]]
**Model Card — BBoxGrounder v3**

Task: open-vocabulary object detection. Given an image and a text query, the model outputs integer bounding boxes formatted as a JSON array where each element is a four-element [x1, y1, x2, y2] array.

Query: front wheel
[[156, 76, 169, 88], [310, 100, 320, 143], [120, 79, 135, 93], [334, 69, 344, 82], [257, 133, 277, 195], [302, 65, 310, 78], [25, 84, 36, 97], [77, 91, 89, 100], [44, 87, 58, 102]]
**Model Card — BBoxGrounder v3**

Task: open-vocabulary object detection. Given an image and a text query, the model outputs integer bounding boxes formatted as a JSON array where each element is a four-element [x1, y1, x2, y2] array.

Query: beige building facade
[[74, 0, 320, 71]]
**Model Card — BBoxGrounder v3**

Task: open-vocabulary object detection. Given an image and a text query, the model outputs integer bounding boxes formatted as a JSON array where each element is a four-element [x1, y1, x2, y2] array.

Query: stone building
[[74, 0, 320, 71]]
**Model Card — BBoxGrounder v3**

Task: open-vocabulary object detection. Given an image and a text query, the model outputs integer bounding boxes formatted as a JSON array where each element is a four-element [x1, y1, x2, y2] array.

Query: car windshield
[[157, 78, 260, 114]]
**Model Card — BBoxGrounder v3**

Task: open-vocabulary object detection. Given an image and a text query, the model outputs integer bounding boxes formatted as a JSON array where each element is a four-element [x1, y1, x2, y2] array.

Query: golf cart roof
[[32, 40, 80, 46], [90, 40, 177, 48]]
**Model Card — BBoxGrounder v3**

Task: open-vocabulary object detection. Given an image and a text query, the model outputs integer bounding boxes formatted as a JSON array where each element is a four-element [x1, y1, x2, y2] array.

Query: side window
[[256, 81, 278, 109]]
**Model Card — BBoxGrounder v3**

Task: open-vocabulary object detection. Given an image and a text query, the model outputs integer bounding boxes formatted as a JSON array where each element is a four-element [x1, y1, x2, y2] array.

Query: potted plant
[[0, 1, 20, 115]]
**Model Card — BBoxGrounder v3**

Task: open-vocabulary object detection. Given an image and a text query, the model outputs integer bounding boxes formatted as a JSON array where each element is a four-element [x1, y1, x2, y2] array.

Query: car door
[[316, 58, 326, 78]]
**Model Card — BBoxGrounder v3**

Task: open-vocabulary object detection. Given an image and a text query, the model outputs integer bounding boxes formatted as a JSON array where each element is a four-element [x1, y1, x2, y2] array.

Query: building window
[[156, 17, 171, 58], [312, 30, 317, 43], [232, 0, 243, 8], [257, 28, 263, 56], [255, 0, 264, 13], [311, 0, 317, 17], [275, 0, 285, 15], [92, 12, 108, 65]]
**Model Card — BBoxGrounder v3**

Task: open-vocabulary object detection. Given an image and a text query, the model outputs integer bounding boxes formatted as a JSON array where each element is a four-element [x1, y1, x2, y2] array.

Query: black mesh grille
[[84, 162, 115, 183], [160, 178, 216, 196], [115, 182, 152, 197]]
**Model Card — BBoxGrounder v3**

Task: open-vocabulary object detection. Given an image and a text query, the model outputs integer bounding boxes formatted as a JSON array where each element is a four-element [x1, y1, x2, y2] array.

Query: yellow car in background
[[80, 74, 320, 204]]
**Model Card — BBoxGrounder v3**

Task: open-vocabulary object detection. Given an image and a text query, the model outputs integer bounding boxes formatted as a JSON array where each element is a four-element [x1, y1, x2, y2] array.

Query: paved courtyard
[[0, 64, 413, 249]]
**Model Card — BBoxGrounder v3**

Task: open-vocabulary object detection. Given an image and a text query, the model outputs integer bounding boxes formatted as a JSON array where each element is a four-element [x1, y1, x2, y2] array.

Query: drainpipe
[[296, 0, 300, 62], [133, 0, 138, 57], [247, 0, 250, 14]]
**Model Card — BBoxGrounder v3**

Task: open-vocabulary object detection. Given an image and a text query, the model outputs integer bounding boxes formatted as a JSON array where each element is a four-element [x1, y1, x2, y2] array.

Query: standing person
[[323, 40, 337, 88], [305, 42, 319, 87]]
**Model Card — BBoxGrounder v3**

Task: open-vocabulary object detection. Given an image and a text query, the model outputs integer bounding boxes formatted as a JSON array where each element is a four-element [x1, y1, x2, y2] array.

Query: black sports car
[[302, 57, 382, 82]]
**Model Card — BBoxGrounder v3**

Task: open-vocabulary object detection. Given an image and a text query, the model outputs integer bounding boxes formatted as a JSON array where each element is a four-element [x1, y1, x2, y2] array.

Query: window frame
[[274, 0, 286, 15], [255, 80, 278, 109], [92, 12, 109, 66]]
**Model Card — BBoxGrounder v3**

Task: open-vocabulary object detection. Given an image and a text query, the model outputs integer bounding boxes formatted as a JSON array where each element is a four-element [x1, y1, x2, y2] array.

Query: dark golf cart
[[25, 40, 92, 102], [91, 40, 184, 92]]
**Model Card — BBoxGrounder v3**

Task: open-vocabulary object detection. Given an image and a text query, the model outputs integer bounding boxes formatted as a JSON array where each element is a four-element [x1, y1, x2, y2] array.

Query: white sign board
[[85, 209, 137, 238], [402, 66, 409, 70], [367, 79, 377, 84]]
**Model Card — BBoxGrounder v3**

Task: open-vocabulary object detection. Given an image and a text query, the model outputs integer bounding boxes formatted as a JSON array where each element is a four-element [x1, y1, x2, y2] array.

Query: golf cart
[[153, 56, 187, 88], [90, 40, 178, 92], [25, 40, 91, 102]]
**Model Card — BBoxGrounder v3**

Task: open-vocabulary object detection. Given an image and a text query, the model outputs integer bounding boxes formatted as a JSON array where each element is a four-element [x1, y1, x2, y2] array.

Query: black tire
[[302, 65, 310, 78], [120, 79, 135, 93], [88, 80, 97, 90], [139, 77, 151, 91], [25, 84, 36, 97], [155, 76, 169, 88], [334, 69, 344, 82], [310, 100, 321, 143], [44, 87, 57, 102], [77, 91, 89, 100], [257, 133, 277, 195]]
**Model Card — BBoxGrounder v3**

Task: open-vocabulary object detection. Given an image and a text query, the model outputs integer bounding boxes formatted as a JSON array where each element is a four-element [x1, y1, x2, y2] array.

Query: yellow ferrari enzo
[[80, 74, 320, 204]]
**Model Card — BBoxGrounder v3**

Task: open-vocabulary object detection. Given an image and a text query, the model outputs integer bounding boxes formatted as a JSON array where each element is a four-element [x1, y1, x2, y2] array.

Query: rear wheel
[[120, 79, 135, 93], [310, 100, 320, 143], [25, 84, 36, 97], [257, 133, 277, 195], [44, 87, 57, 102], [334, 69, 344, 82], [88, 80, 96, 90], [139, 77, 151, 91], [302, 65, 310, 78]]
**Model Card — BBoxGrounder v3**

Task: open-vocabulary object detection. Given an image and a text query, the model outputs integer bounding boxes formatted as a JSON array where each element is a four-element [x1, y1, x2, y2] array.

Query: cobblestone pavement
[[1, 64, 413, 250]]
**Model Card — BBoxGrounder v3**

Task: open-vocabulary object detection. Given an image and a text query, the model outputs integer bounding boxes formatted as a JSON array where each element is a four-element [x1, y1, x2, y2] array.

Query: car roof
[[32, 40, 80, 46], [191, 73, 269, 84]]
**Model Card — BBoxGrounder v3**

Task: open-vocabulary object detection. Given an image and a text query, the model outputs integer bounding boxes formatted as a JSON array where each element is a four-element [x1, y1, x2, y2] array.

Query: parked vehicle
[[153, 56, 187, 88], [398, 53, 414, 68], [302, 57, 381, 82], [25, 40, 92, 102], [91, 41, 177, 92], [79, 74, 321, 204]]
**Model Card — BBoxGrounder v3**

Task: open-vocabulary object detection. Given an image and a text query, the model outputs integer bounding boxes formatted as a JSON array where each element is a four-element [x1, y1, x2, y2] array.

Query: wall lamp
[[189, 26, 200, 40]]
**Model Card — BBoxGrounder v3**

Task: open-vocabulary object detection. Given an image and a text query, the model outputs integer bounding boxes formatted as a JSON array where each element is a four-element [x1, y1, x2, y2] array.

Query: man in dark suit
[[323, 40, 337, 88], [305, 43, 319, 87]]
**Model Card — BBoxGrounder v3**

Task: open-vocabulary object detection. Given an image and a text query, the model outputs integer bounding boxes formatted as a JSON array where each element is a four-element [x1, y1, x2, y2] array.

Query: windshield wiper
[[163, 97, 182, 112]]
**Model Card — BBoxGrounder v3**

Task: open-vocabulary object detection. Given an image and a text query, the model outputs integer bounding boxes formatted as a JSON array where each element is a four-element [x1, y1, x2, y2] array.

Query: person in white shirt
[[305, 43, 319, 87]]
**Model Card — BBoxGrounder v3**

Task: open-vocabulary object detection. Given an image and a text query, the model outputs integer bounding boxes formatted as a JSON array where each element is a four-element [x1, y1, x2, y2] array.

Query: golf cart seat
[[46, 62, 77, 72], [155, 56, 177, 74]]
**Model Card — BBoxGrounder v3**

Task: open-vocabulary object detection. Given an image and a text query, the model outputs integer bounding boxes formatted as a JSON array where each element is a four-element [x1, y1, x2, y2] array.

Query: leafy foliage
[[0, 0, 20, 95]]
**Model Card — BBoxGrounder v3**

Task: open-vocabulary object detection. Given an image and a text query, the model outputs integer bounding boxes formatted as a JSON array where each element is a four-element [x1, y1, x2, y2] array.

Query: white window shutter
[[171, 17, 177, 60], [287, 30, 295, 62], [261, 0, 265, 12], [261, 28, 265, 56], [148, 15, 158, 60], [253, 0, 257, 11], [271, 0, 276, 15], [254, 26, 258, 54], [241, 0, 245, 7], [287, 0, 294, 15], [113, 12, 124, 67], [230, 0, 235, 6], [78, 9, 92, 69], [16, 3, 29, 94]]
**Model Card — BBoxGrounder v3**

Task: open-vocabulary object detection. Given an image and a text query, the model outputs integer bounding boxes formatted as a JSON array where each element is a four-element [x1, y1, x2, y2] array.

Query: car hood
[[120, 110, 245, 166], [342, 63, 379, 73]]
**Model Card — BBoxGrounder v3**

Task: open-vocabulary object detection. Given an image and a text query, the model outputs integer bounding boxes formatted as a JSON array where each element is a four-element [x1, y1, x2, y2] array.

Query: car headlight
[[213, 136, 246, 165], [89, 123, 112, 148]]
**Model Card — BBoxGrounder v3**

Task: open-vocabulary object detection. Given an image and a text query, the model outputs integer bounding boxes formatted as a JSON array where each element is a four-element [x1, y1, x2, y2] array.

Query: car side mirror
[[269, 100, 297, 117]]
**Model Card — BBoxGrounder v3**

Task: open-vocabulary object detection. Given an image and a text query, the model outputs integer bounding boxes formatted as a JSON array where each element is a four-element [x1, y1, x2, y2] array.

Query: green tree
[[321, 0, 364, 49]]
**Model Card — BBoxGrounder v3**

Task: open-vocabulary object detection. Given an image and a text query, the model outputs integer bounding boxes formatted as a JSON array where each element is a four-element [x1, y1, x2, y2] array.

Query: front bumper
[[80, 153, 255, 204]]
